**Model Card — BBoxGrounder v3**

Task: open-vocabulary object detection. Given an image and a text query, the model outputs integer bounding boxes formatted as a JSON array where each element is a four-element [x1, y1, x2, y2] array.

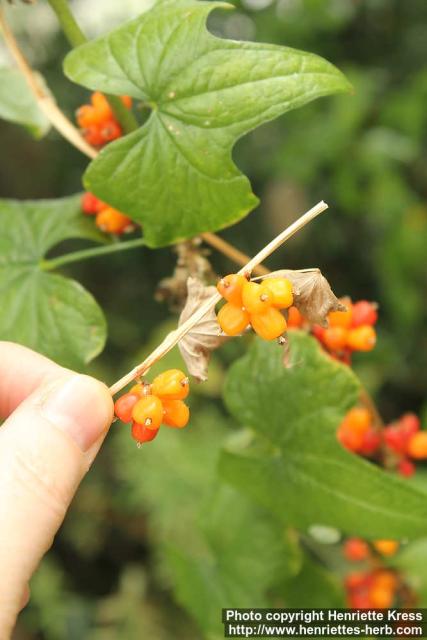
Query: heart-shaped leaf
[[221, 332, 427, 538], [64, 0, 351, 247], [0, 196, 107, 368]]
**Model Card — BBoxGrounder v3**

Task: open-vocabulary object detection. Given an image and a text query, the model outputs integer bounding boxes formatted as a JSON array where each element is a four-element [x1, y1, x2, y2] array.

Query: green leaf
[[220, 332, 427, 538], [393, 539, 427, 605], [0, 68, 50, 138], [0, 196, 107, 368], [64, 0, 351, 247]]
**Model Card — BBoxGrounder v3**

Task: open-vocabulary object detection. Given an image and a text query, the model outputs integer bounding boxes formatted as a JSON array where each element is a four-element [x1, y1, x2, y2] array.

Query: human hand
[[0, 342, 113, 638]]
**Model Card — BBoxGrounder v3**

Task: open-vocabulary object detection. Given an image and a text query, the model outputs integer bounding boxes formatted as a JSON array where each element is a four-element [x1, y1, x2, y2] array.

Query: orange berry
[[217, 274, 247, 305], [346, 325, 376, 351], [368, 585, 394, 608], [95, 207, 133, 234], [152, 369, 189, 401], [121, 95, 132, 109], [263, 277, 293, 309], [328, 298, 353, 329], [337, 424, 365, 452], [407, 431, 427, 459], [114, 392, 139, 423], [242, 281, 272, 314], [162, 400, 190, 428], [76, 104, 101, 128], [373, 540, 400, 557], [130, 382, 151, 397], [131, 422, 159, 444], [91, 91, 112, 118], [287, 306, 304, 328], [372, 570, 398, 592], [217, 302, 250, 336], [322, 326, 348, 351], [132, 395, 164, 430], [345, 407, 371, 434], [250, 306, 287, 340]]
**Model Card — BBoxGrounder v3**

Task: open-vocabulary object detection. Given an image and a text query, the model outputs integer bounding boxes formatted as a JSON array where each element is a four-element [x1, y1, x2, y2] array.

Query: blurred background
[[1, 0, 427, 637]]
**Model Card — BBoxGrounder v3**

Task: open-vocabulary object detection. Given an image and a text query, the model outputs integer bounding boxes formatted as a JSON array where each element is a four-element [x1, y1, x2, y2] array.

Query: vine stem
[[109, 200, 328, 395], [41, 237, 146, 271], [0, 5, 268, 274], [0, 6, 96, 159], [45, 0, 138, 134]]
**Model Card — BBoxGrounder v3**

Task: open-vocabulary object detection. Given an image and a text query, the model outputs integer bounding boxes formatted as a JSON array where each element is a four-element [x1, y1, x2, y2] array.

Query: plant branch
[[201, 231, 269, 276], [41, 237, 146, 271], [109, 200, 328, 395], [0, 6, 97, 159], [45, 0, 139, 134]]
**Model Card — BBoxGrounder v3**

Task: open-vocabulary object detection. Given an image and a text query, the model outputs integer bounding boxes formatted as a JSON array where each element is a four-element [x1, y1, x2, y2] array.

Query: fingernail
[[41, 375, 113, 452]]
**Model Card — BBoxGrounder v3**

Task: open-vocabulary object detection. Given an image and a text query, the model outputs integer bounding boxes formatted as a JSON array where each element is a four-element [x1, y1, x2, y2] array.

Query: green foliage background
[[1, 0, 427, 638]]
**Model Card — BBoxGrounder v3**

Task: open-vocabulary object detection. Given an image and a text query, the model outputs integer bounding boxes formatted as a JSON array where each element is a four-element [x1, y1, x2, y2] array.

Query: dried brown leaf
[[178, 277, 227, 381], [259, 268, 345, 327]]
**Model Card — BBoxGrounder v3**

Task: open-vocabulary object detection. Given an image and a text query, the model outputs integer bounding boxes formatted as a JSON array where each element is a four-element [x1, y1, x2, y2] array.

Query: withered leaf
[[259, 269, 345, 327], [178, 277, 228, 382]]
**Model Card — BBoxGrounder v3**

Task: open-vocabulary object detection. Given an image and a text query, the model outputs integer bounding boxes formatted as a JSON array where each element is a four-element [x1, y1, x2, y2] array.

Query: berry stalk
[[109, 200, 328, 396], [45, 0, 139, 134]]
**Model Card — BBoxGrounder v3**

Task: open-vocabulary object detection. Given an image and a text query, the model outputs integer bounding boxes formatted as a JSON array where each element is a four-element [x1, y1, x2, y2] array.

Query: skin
[[0, 342, 114, 638]]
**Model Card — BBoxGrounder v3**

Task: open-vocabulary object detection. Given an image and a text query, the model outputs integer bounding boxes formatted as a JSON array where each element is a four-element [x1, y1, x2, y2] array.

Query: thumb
[[0, 372, 113, 636]]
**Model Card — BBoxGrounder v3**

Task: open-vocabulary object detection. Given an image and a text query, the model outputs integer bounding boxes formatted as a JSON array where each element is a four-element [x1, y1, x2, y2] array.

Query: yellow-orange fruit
[[250, 307, 287, 340], [263, 277, 293, 309], [132, 395, 164, 430], [95, 207, 133, 234], [328, 298, 353, 328], [373, 540, 400, 557], [346, 325, 376, 352], [242, 281, 272, 315], [322, 326, 348, 351], [407, 431, 427, 459], [344, 407, 371, 435], [217, 302, 250, 336], [152, 369, 190, 401], [162, 400, 190, 428], [217, 274, 247, 306]]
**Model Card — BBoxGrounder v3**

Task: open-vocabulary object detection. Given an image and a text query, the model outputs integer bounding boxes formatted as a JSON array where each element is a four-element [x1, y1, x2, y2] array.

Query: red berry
[[131, 422, 159, 444], [384, 424, 407, 455], [287, 306, 304, 328], [351, 301, 378, 327], [343, 538, 370, 562], [359, 428, 382, 456], [81, 192, 104, 215], [398, 458, 416, 477], [114, 392, 139, 423]]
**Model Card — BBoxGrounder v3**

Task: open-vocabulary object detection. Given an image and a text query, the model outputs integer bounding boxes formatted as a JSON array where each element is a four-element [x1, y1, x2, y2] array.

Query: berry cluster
[[114, 369, 190, 445], [345, 568, 400, 608], [343, 537, 405, 608], [216, 274, 293, 340], [76, 92, 132, 147], [313, 299, 377, 363], [337, 407, 381, 457], [81, 192, 134, 235], [338, 406, 426, 478]]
